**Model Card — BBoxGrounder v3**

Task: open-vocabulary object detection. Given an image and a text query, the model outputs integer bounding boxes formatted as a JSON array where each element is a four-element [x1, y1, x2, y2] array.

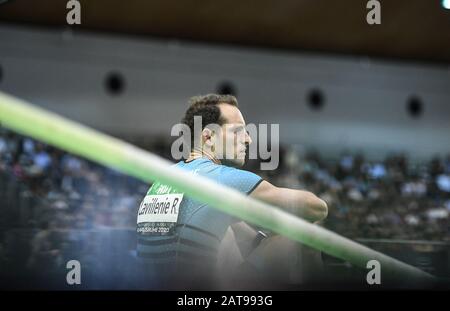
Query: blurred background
[[0, 0, 449, 289]]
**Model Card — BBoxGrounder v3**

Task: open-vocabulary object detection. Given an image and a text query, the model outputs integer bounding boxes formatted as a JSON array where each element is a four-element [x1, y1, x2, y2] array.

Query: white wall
[[0, 24, 449, 161]]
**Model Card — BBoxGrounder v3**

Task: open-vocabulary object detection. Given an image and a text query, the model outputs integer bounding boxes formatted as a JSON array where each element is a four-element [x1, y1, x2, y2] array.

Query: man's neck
[[187, 148, 221, 164]]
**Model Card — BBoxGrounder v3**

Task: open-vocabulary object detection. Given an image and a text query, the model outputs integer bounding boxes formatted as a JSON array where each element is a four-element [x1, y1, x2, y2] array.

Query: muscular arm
[[250, 180, 328, 222]]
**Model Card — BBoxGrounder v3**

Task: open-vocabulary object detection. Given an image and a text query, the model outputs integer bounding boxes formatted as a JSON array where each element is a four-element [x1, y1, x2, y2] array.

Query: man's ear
[[202, 128, 213, 147]]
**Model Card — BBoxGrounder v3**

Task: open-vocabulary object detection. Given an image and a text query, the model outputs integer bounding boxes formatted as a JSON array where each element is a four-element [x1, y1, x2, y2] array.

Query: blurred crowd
[[0, 128, 449, 286], [0, 129, 147, 284], [256, 147, 450, 241]]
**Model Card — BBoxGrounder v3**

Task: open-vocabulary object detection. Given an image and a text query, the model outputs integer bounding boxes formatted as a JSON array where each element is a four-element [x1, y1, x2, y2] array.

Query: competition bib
[[137, 182, 184, 236]]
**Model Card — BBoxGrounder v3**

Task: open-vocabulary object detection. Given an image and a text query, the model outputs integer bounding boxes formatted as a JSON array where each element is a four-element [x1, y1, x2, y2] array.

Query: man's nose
[[245, 131, 252, 145]]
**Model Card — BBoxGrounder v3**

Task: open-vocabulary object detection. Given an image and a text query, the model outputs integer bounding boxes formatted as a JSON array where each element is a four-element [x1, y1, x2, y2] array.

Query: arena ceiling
[[0, 0, 450, 65]]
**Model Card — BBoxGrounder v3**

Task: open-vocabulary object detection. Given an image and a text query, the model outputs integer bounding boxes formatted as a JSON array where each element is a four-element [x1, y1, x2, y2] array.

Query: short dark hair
[[181, 94, 238, 147]]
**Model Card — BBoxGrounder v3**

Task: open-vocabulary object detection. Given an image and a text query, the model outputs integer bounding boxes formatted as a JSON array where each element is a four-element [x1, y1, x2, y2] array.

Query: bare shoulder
[[249, 180, 277, 200]]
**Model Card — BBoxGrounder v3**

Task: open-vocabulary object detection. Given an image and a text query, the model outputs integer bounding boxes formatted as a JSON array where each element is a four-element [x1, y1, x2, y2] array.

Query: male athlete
[[136, 94, 328, 289]]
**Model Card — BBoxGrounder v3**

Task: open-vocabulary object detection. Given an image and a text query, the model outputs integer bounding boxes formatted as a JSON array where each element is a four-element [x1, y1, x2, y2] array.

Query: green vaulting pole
[[0, 91, 435, 285]]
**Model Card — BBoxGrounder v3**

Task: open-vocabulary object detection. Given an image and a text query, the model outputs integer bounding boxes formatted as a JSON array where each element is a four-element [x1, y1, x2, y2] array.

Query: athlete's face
[[214, 103, 252, 167]]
